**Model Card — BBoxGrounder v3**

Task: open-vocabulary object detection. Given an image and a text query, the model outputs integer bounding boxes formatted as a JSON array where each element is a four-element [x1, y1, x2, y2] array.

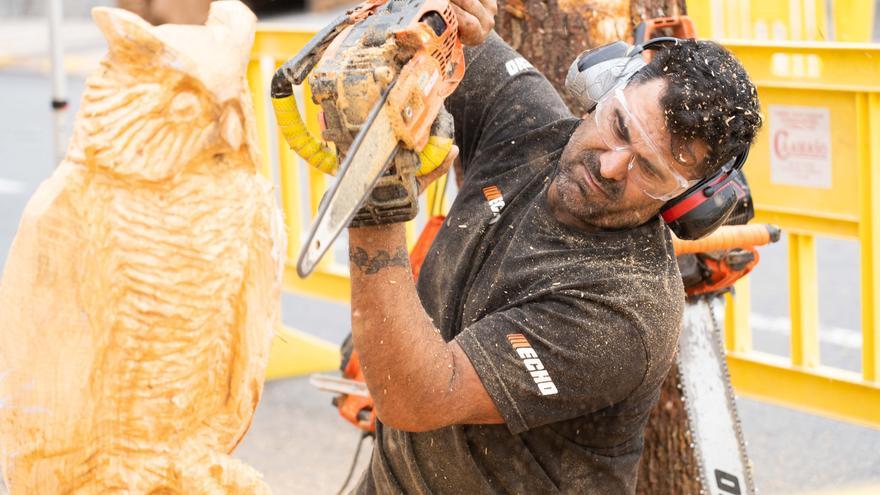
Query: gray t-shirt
[[356, 32, 684, 495]]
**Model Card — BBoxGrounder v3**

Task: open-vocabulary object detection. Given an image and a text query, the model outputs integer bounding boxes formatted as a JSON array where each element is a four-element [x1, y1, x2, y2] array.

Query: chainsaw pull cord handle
[[672, 223, 781, 255]]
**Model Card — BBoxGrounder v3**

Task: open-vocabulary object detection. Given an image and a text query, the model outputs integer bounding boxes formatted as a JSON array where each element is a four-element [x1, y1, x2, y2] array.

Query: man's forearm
[[348, 224, 457, 430]]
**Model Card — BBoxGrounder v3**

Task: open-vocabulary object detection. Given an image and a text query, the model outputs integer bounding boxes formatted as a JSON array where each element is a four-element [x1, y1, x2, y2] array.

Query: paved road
[[1, 11, 880, 494]]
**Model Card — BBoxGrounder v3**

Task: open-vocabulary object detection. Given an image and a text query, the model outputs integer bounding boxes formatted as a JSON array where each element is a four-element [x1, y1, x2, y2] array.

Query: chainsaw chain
[[703, 293, 758, 494]]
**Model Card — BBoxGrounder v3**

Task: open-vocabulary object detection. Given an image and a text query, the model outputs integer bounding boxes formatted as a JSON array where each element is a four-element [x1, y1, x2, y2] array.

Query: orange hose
[[672, 224, 780, 255]]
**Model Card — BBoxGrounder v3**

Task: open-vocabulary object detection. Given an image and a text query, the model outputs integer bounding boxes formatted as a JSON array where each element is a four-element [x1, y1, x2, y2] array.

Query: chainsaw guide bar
[[296, 88, 400, 277]]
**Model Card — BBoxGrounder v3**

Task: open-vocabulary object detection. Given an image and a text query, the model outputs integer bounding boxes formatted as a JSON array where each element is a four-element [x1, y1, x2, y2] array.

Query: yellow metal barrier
[[688, 0, 875, 42], [249, 27, 342, 377], [722, 39, 880, 428], [248, 27, 880, 427], [251, 28, 348, 304]]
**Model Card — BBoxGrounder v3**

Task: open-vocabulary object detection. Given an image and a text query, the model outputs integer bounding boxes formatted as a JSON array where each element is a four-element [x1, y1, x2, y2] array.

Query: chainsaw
[[271, 0, 465, 277]]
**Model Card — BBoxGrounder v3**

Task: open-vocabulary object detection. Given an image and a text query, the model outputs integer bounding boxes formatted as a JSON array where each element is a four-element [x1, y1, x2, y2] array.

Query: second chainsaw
[[271, 0, 465, 277]]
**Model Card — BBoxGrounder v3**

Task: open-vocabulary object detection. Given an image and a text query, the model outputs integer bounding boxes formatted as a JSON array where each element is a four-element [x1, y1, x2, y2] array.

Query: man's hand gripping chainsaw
[[271, 0, 465, 277]]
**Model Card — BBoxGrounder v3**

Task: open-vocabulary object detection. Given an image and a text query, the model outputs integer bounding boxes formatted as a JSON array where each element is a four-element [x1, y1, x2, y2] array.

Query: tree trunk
[[492, 1, 701, 493], [637, 362, 702, 494], [494, 0, 685, 113]]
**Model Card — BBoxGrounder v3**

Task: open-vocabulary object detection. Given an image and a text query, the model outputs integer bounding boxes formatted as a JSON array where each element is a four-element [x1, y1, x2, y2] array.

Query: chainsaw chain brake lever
[[270, 13, 353, 97], [270, 0, 389, 98]]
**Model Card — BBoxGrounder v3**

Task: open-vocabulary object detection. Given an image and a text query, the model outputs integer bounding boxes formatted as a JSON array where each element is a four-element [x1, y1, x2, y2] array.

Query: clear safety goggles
[[593, 85, 699, 200]]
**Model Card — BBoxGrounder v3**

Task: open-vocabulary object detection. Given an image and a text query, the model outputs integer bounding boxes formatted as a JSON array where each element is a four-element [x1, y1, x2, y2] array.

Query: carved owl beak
[[220, 106, 243, 151]]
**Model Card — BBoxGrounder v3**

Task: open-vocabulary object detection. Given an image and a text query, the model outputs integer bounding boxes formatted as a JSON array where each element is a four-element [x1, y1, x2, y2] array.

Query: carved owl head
[[68, 1, 260, 182]]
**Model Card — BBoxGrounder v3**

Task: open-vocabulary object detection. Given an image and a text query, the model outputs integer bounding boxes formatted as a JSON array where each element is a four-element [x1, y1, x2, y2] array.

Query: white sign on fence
[[769, 105, 832, 189]]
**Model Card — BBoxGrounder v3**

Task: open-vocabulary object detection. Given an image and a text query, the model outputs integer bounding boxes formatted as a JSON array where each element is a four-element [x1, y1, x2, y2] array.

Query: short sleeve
[[445, 32, 573, 173], [455, 296, 648, 435]]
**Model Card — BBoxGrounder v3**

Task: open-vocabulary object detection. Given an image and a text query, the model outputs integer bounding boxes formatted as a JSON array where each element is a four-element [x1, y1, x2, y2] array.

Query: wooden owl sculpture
[[0, 2, 283, 493]]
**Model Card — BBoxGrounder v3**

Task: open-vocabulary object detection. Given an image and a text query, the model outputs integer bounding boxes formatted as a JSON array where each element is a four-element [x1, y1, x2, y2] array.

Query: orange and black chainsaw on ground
[[271, 0, 464, 277]]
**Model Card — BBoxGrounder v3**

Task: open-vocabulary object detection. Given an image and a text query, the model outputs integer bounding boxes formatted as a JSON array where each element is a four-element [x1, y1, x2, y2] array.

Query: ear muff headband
[[565, 37, 681, 112]]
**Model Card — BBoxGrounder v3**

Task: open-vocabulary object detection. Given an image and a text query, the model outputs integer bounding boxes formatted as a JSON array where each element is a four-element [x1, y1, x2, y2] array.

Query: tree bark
[[494, 0, 685, 113], [636, 362, 702, 494], [492, 1, 701, 493]]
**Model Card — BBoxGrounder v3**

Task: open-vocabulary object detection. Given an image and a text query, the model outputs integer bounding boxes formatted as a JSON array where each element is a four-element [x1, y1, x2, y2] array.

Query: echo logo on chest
[[506, 333, 558, 396]]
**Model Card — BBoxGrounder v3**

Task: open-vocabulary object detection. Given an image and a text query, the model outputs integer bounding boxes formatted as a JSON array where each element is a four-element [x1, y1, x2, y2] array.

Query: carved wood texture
[[0, 3, 283, 493]]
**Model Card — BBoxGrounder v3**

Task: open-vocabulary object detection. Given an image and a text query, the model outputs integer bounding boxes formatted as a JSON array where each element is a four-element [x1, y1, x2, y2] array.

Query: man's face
[[549, 78, 708, 231]]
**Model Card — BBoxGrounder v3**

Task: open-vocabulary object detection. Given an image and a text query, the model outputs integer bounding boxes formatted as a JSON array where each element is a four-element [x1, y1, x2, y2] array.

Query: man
[[344, 4, 762, 493]]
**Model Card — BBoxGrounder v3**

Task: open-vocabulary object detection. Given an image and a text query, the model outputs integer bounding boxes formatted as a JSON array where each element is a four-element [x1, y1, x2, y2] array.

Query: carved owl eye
[[168, 91, 201, 122]]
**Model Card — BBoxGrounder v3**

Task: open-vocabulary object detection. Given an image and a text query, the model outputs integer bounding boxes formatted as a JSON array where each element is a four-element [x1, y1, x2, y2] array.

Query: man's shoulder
[[516, 216, 685, 330]]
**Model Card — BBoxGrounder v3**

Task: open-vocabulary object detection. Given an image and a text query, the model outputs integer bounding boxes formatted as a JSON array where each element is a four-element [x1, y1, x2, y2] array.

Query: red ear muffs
[[661, 150, 751, 240]]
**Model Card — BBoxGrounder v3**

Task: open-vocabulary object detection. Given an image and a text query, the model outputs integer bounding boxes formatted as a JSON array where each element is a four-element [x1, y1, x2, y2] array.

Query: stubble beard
[[554, 149, 659, 230]]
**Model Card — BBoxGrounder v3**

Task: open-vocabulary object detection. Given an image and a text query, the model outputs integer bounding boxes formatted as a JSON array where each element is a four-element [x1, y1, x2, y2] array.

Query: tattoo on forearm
[[349, 246, 409, 274]]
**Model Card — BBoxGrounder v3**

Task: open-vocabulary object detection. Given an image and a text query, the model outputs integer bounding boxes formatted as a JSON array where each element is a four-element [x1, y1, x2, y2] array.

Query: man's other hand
[[451, 0, 496, 45]]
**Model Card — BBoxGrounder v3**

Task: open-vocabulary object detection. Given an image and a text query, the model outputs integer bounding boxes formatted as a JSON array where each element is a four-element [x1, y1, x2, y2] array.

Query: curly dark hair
[[631, 39, 762, 177]]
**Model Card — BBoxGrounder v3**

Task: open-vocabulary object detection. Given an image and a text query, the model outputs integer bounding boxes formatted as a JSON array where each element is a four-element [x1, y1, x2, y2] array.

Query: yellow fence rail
[[248, 27, 880, 427], [688, 0, 876, 42]]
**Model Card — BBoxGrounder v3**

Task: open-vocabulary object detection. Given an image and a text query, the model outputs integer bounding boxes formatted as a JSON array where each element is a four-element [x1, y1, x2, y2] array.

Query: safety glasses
[[593, 85, 699, 200]]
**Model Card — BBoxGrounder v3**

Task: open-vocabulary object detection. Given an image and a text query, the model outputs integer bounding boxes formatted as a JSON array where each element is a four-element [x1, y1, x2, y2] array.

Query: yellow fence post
[[248, 59, 274, 180], [800, 0, 829, 41], [860, 92, 880, 383], [277, 93, 305, 262], [725, 277, 753, 353], [788, 233, 820, 368], [832, 0, 876, 42]]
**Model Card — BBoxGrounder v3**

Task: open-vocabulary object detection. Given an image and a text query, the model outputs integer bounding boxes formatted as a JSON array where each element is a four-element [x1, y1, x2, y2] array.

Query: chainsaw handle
[[416, 107, 454, 176], [633, 15, 697, 45], [672, 224, 781, 255], [271, 95, 339, 174]]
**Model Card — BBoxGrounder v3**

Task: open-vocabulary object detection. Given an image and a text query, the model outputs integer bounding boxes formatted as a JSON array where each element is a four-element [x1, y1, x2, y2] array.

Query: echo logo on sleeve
[[482, 185, 505, 224], [506, 333, 558, 396]]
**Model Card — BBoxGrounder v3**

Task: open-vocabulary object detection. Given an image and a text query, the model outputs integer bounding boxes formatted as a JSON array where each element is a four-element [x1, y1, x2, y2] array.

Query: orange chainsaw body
[[335, 349, 377, 432], [309, 0, 464, 151]]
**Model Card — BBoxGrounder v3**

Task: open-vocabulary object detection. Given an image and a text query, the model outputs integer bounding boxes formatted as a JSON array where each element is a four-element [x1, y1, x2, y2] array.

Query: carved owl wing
[[0, 164, 97, 491]]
